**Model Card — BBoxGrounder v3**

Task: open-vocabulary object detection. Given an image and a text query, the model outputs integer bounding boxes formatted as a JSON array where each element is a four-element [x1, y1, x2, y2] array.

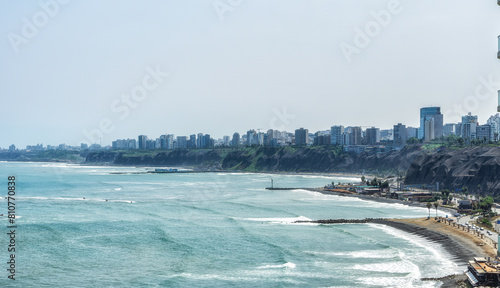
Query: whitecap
[[257, 262, 296, 269]]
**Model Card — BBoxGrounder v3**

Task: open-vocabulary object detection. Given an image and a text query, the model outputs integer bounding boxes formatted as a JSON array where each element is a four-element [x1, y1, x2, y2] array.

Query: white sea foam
[[353, 259, 420, 274], [240, 216, 311, 224], [257, 262, 296, 269], [368, 223, 461, 277], [18, 196, 135, 203], [165, 272, 303, 284], [307, 249, 403, 259]]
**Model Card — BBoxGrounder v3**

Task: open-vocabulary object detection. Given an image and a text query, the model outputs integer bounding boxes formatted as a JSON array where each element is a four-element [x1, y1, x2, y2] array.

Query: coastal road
[[457, 215, 498, 243]]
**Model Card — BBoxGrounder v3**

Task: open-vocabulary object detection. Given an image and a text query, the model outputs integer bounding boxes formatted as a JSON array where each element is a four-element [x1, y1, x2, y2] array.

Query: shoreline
[[3, 160, 374, 179], [307, 188, 457, 215], [305, 188, 494, 287], [373, 218, 495, 262]]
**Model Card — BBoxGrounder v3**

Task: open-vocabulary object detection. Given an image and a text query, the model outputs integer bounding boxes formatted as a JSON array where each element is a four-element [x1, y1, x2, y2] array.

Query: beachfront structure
[[466, 257, 500, 287]]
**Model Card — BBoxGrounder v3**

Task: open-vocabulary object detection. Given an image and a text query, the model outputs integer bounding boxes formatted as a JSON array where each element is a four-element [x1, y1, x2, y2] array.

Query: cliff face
[[85, 146, 424, 173], [222, 145, 423, 173], [85, 149, 224, 167], [405, 146, 500, 196], [114, 149, 223, 167]]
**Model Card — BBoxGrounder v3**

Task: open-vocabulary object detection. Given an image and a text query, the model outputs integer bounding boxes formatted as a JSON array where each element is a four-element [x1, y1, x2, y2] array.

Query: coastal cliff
[[82, 145, 500, 196], [404, 146, 500, 196], [85, 145, 424, 174], [221, 145, 422, 173]]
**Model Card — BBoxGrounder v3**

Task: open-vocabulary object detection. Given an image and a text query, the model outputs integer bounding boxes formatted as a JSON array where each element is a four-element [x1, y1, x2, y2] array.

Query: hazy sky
[[1, 0, 500, 148]]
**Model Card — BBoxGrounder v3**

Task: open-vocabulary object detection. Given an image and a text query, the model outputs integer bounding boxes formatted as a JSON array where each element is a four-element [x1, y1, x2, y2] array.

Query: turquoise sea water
[[0, 162, 461, 287]]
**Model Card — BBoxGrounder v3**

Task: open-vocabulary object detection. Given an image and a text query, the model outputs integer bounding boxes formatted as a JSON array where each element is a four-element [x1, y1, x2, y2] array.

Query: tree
[[480, 196, 494, 218], [426, 202, 432, 218], [477, 184, 482, 197], [361, 176, 366, 184], [381, 181, 389, 189], [434, 201, 439, 218]]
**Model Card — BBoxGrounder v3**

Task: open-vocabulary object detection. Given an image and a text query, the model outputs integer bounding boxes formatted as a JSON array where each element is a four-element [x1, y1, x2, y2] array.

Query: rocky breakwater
[[294, 218, 382, 224], [405, 146, 500, 197]]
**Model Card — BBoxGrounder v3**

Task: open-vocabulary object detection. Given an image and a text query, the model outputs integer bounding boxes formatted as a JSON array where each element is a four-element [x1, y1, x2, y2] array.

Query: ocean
[[0, 162, 462, 287]]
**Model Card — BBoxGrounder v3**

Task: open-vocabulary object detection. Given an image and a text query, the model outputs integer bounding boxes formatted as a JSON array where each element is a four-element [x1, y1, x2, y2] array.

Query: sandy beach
[[308, 188, 497, 287], [375, 218, 496, 260], [373, 218, 498, 287]]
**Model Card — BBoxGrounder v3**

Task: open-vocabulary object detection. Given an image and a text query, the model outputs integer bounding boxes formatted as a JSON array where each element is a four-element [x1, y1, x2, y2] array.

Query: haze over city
[[1, 0, 500, 148]]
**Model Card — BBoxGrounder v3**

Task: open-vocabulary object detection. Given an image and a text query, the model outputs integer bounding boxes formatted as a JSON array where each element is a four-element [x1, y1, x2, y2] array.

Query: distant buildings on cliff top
[[7, 107, 500, 154]]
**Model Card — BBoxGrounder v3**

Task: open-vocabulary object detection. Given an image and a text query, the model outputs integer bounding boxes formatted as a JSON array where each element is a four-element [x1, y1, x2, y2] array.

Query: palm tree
[[426, 202, 432, 218], [434, 201, 439, 218]]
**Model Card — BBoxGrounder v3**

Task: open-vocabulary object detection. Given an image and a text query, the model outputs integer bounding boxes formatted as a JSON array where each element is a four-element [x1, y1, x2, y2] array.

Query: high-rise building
[[461, 112, 478, 140], [246, 130, 258, 146], [128, 139, 137, 149], [443, 123, 456, 136], [188, 134, 196, 148], [487, 114, 500, 140], [406, 127, 418, 139], [204, 134, 212, 148], [112, 139, 129, 150], [197, 133, 204, 148], [222, 136, 230, 146], [176, 136, 187, 149], [138, 135, 147, 149], [146, 139, 156, 150], [232, 132, 240, 147], [348, 127, 362, 145], [9, 144, 15, 152], [166, 134, 174, 149], [365, 127, 380, 145], [330, 126, 344, 145], [393, 123, 407, 145], [455, 123, 463, 137], [160, 135, 167, 149], [476, 125, 492, 142], [380, 129, 393, 141], [419, 107, 443, 139], [313, 132, 331, 145], [424, 117, 435, 142], [294, 128, 309, 145]]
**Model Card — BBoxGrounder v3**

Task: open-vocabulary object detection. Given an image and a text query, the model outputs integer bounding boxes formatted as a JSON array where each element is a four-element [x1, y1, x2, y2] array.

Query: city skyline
[[2, 1, 500, 148], [7, 107, 500, 150]]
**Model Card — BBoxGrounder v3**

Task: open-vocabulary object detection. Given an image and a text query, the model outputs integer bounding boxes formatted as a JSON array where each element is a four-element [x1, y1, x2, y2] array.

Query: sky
[[1, 0, 500, 148]]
